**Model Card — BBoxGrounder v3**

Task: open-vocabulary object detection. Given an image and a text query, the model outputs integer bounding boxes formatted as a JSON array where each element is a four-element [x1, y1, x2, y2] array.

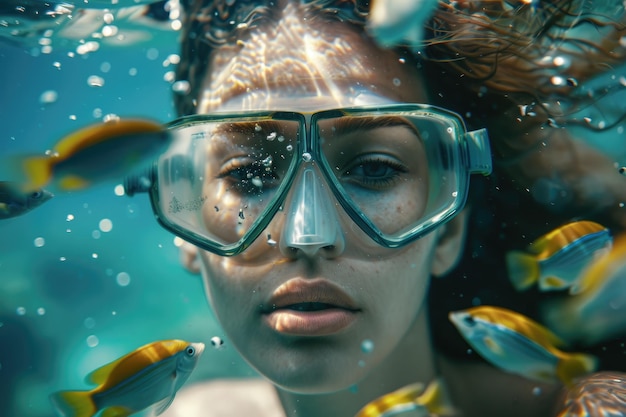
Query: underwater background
[[0, 12, 258, 417]]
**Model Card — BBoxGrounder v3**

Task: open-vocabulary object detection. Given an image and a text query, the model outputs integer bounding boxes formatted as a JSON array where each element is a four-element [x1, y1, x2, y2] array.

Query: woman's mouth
[[261, 279, 360, 336]]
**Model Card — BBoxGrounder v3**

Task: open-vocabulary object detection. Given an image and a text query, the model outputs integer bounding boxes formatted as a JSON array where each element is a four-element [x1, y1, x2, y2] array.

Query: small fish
[[367, 0, 439, 48], [0, 181, 53, 219], [506, 221, 612, 292], [449, 306, 597, 387], [355, 379, 455, 417], [50, 339, 204, 417], [542, 234, 626, 346], [5, 118, 169, 192]]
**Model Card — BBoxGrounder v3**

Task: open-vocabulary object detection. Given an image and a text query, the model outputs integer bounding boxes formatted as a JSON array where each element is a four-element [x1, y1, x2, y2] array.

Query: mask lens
[[156, 117, 300, 249], [316, 112, 464, 242]]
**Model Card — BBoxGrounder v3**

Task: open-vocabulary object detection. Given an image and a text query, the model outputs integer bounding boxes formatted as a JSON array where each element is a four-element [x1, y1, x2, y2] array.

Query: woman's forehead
[[195, 3, 427, 113]]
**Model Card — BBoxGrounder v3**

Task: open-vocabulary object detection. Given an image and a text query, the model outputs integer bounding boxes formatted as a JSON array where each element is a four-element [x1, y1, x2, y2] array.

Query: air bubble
[[251, 177, 263, 188], [87, 75, 105, 87], [361, 339, 374, 353], [34, 237, 45, 247], [266, 132, 277, 141], [39, 90, 58, 105], [66, 214, 74, 222], [84, 317, 96, 329], [37, 307, 46, 315], [146, 48, 159, 60], [172, 80, 190, 95], [99, 218, 113, 232], [116, 272, 130, 287], [16, 307, 26, 316], [302, 152, 312, 162], [262, 156, 273, 167], [86, 335, 99, 347]]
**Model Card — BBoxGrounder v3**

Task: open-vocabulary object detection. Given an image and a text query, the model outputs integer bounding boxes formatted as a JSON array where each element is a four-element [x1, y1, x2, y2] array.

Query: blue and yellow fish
[[0, 181, 53, 219], [506, 220, 612, 292], [542, 233, 626, 346], [449, 306, 597, 387], [5, 118, 169, 192], [50, 339, 204, 417], [355, 379, 455, 417]]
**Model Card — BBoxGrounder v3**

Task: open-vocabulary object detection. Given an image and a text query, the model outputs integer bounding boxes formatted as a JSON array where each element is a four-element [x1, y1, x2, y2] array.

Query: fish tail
[[22, 155, 53, 190], [506, 251, 540, 291], [415, 378, 456, 416], [50, 390, 97, 417], [556, 352, 599, 387]]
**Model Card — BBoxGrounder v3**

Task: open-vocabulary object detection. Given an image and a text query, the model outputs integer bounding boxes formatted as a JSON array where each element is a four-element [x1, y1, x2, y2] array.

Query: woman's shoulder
[[162, 378, 285, 417]]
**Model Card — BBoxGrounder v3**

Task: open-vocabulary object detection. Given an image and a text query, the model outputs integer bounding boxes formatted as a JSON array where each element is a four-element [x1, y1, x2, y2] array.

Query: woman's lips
[[261, 279, 360, 336]]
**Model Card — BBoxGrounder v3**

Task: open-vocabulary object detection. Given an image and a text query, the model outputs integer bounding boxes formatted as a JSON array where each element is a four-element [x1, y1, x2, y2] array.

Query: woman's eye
[[342, 157, 408, 190], [217, 158, 280, 194]]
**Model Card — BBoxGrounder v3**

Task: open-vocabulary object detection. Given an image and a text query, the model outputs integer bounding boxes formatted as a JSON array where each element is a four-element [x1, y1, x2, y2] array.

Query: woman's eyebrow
[[324, 116, 419, 138]]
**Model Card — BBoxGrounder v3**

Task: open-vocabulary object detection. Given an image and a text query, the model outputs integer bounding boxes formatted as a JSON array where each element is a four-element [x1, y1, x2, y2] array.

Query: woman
[[137, 0, 625, 416]]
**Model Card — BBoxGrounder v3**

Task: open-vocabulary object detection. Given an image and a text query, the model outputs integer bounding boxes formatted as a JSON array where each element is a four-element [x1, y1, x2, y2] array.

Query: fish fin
[[414, 378, 456, 416], [58, 175, 90, 191], [101, 406, 134, 417], [506, 251, 540, 291], [556, 352, 599, 387], [154, 393, 176, 416], [49, 390, 96, 417], [22, 156, 54, 190], [540, 276, 568, 291]]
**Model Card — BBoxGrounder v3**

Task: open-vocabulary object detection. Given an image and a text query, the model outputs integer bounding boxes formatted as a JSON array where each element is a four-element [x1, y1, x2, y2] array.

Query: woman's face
[[192, 5, 461, 393]]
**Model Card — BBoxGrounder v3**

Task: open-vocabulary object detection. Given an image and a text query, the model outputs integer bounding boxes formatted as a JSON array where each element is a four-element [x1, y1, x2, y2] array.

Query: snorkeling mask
[[126, 104, 492, 256]]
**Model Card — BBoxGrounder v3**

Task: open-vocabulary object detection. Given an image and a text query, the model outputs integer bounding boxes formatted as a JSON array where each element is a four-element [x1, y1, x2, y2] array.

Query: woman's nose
[[279, 167, 345, 258]]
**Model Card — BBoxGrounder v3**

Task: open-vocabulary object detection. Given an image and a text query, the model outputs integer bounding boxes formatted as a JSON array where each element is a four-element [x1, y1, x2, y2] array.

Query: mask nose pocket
[[280, 167, 345, 257]]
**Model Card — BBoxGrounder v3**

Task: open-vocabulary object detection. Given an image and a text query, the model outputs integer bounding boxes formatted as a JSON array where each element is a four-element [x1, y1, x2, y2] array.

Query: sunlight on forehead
[[197, 3, 397, 112]]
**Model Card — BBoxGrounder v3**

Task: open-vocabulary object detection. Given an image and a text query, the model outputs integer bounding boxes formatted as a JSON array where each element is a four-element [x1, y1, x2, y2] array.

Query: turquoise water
[[0, 25, 257, 417]]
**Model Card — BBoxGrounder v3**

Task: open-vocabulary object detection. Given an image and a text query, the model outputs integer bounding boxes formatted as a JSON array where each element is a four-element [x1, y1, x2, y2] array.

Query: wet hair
[[423, 0, 626, 129], [177, 0, 626, 126]]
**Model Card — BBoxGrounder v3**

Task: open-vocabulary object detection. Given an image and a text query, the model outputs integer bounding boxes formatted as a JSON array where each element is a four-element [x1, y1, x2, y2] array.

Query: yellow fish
[[542, 233, 626, 346], [50, 339, 204, 417], [506, 220, 611, 292], [355, 379, 455, 417], [6, 118, 169, 192], [449, 306, 597, 387]]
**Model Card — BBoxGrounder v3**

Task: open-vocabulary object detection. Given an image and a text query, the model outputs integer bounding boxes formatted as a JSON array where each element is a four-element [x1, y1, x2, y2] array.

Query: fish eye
[[185, 346, 196, 356], [30, 191, 43, 199], [463, 315, 476, 327]]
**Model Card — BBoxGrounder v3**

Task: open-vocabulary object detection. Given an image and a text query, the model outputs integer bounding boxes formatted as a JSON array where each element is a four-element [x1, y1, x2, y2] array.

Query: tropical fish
[[0, 181, 53, 219], [542, 234, 626, 346], [506, 220, 612, 292], [50, 339, 204, 417], [368, 0, 439, 48], [4, 118, 169, 192], [355, 379, 455, 417], [449, 306, 597, 387]]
